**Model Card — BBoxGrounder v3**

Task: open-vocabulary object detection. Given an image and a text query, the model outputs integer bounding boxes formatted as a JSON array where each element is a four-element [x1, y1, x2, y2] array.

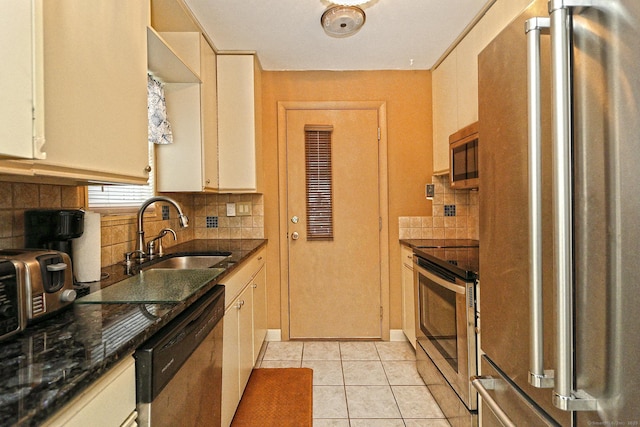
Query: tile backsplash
[[0, 182, 84, 248], [399, 175, 479, 240], [0, 181, 264, 268]]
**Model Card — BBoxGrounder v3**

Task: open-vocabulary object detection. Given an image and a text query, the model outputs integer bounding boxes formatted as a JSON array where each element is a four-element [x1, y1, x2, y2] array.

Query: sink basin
[[149, 255, 229, 270]]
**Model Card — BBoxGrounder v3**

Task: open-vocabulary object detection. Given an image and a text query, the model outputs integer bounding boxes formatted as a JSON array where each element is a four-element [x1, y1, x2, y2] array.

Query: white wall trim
[[265, 329, 282, 342], [266, 329, 407, 342], [390, 329, 408, 342]]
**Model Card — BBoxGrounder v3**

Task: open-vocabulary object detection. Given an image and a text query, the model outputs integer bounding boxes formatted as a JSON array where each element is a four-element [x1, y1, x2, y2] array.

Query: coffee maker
[[24, 209, 85, 258]]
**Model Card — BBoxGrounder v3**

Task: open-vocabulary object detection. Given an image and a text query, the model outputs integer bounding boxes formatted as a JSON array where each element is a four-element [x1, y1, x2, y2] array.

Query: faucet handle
[[147, 228, 176, 257], [124, 249, 145, 265]]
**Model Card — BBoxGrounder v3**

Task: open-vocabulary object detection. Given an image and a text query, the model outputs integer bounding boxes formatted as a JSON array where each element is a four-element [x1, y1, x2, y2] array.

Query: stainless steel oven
[[413, 247, 478, 412]]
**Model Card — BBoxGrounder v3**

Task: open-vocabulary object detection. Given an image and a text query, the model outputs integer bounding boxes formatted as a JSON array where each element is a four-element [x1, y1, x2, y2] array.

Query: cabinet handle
[[252, 283, 257, 289], [258, 256, 263, 261], [236, 300, 245, 309], [144, 165, 152, 173]]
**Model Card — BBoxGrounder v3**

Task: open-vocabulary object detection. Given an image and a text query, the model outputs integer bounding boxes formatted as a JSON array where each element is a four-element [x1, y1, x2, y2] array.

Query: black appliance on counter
[[412, 240, 479, 427], [24, 209, 84, 259]]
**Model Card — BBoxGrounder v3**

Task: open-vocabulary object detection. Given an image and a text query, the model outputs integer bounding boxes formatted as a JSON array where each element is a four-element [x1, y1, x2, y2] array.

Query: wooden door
[[286, 108, 382, 339]]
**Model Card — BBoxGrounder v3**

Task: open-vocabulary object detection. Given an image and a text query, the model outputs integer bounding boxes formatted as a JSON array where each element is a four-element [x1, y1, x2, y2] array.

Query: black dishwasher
[[135, 285, 225, 427]]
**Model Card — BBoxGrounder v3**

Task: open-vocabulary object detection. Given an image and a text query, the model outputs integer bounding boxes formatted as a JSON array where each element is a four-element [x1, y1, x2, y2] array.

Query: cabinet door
[[238, 285, 254, 394], [432, 52, 458, 174], [221, 285, 256, 427], [37, 0, 149, 184], [252, 264, 267, 363], [217, 54, 260, 192], [456, 36, 480, 129], [401, 245, 416, 349], [221, 299, 241, 427], [1, 0, 44, 160], [42, 356, 136, 427], [201, 37, 219, 191]]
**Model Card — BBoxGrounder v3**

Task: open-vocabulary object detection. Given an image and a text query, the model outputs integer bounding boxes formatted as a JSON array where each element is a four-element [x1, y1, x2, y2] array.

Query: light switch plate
[[426, 183, 435, 199], [237, 202, 252, 216], [226, 202, 236, 217]]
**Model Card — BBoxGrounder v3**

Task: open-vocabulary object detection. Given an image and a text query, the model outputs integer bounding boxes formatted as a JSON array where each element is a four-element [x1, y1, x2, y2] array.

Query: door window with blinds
[[304, 125, 334, 240]]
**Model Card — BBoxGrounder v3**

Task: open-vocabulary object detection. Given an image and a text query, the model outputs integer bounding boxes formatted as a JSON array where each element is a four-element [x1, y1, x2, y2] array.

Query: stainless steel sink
[[148, 255, 229, 270]]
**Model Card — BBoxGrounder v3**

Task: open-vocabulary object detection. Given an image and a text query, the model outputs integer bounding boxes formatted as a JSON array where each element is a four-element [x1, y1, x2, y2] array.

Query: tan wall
[[261, 70, 433, 333]]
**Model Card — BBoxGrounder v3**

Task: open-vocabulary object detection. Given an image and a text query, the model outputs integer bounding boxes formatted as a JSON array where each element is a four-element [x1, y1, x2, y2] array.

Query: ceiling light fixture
[[326, 0, 371, 5], [321, 5, 366, 38]]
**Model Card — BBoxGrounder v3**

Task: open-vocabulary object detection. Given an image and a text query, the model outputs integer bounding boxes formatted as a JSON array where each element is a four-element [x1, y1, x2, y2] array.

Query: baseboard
[[266, 329, 282, 342], [390, 329, 408, 342], [266, 329, 408, 342]]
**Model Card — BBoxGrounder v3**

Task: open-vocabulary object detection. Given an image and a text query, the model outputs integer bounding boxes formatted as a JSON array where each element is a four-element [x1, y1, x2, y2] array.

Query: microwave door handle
[[525, 16, 554, 390], [549, 0, 597, 412]]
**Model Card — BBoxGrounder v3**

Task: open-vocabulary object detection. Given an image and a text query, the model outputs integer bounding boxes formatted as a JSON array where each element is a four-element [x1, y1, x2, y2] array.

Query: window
[[304, 125, 334, 240]]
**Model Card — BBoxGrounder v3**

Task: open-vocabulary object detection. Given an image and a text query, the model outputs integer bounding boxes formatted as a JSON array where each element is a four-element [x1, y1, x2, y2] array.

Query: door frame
[[277, 101, 390, 341]]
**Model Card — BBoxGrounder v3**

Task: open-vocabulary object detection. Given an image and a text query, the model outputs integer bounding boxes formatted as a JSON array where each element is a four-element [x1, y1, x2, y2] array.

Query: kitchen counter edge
[[0, 238, 266, 427]]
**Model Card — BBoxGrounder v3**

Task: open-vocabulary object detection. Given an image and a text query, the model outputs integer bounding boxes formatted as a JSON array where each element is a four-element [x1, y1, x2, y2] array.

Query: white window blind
[[304, 124, 334, 240], [87, 146, 154, 210]]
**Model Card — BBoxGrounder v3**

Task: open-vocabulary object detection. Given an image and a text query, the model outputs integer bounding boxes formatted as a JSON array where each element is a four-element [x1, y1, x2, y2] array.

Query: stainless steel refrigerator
[[475, 0, 640, 425]]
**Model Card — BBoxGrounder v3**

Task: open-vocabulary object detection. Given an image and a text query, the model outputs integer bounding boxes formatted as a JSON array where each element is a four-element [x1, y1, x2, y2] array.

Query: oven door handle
[[414, 263, 466, 294]]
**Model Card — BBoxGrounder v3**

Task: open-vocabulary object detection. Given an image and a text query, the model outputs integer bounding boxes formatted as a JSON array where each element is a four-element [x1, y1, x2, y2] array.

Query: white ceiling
[[183, 0, 491, 71]]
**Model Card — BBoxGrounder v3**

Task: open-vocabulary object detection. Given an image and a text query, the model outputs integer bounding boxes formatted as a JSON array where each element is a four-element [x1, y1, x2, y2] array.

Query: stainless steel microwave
[[449, 122, 479, 189]]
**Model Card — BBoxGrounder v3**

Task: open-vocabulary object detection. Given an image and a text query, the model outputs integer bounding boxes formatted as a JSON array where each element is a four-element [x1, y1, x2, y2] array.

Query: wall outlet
[[237, 202, 252, 216], [425, 183, 435, 199], [226, 202, 236, 217]]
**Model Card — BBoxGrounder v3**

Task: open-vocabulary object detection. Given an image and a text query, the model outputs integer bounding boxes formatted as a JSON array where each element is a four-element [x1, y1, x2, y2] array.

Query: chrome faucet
[[134, 196, 188, 261]]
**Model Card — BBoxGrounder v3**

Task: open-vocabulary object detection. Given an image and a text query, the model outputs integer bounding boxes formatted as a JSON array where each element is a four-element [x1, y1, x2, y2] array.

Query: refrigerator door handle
[[548, 0, 597, 412], [471, 376, 517, 427], [525, 16, 555, 390]]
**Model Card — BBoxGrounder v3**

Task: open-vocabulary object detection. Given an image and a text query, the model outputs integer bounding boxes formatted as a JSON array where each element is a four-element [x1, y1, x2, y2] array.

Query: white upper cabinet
[[1, 0, 45, 160], [217, 54, 263, 193], [432, 51, 458, 175], [0, 0, 150, 184], [431, 0, 532, 175], [153, 32, 219, 192]]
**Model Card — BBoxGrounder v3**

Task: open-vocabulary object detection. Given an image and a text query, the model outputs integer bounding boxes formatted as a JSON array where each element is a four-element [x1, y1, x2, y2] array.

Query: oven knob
[[60, 289, 77, 303]]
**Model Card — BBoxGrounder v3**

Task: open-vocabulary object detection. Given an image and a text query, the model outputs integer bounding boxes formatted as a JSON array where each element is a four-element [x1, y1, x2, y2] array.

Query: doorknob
[[291, 231, 299, 240]]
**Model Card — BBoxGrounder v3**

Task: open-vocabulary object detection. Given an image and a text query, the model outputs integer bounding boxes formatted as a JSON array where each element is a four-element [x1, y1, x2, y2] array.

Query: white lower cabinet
[[221, 247, 267, 427], [252, 264, 267, 360], [401, 244, 416, 349], [42, 356, 137, 427]]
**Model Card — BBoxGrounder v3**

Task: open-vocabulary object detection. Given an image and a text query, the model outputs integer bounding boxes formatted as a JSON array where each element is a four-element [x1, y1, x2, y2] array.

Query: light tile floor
[[257, 341, 451, 427]]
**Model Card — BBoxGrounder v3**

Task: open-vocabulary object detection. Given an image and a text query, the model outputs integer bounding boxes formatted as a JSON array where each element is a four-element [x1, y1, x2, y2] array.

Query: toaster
[[0, 249, 76, 341]]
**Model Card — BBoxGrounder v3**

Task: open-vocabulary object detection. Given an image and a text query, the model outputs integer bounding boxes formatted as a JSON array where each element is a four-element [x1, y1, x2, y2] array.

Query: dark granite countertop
[[400, 238, 479, 280], [399, 238, 479, 249], [0, 239, 266, 426]]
